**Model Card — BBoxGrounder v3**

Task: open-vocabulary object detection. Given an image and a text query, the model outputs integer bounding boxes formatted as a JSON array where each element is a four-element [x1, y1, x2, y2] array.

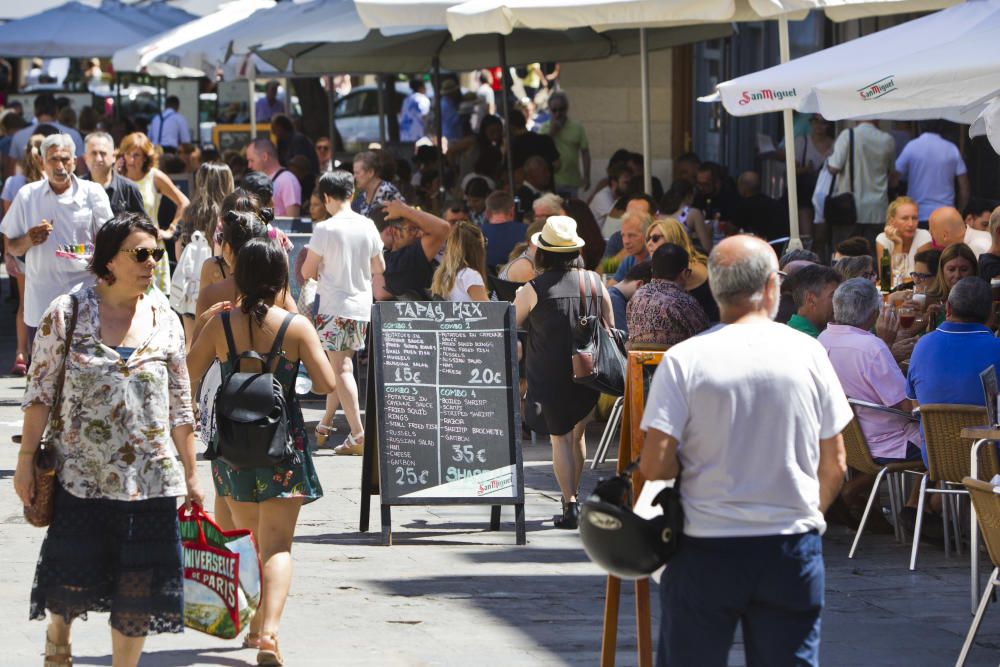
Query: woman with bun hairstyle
[[188, 239, 335, 665]]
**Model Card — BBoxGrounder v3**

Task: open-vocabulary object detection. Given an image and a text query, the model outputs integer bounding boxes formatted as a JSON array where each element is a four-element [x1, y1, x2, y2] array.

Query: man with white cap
[[515, 215, 612, 529]]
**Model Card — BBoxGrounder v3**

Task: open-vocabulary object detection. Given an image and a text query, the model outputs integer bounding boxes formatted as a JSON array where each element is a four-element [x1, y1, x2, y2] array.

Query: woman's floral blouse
[[23, 287, 194, 501]]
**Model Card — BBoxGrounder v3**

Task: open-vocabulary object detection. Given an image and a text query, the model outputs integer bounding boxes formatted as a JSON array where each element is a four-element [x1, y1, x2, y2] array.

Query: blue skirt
[[30, 485, 184, 637]]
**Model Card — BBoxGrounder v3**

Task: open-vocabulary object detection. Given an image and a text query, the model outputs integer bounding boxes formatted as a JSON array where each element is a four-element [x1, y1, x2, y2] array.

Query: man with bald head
[[923, 206, 988, 257], [734, 169, 784, 241], [640, 235, 851, 667]]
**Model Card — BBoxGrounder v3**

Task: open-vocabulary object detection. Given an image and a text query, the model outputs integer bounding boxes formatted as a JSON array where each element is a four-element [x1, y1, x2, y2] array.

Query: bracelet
[[18, 450, 36, 457]]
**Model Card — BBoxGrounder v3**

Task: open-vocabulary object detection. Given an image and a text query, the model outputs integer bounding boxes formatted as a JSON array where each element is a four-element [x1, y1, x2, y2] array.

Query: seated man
[[610, 209, 652, 284], [819, 278, 921, 464], [608, 260, 651, 337], [481, 191, 527, 272], [907, 276, 1000, 467], [786, 263, 841, 338], [374, 199, 450, 300], [626, 243, 709, 348]]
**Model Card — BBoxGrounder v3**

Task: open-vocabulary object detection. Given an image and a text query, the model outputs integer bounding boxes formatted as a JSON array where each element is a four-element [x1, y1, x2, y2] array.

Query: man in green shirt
[[540, 91, 590, 200], [786, 264, 841, 338]]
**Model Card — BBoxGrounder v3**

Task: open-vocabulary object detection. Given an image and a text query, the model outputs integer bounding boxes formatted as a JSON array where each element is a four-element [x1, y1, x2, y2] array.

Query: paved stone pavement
[[0, 285, 998, 665]]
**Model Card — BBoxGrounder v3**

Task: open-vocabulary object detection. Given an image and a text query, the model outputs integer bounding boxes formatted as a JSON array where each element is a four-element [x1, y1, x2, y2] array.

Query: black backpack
[[211, 311, 299, 469]]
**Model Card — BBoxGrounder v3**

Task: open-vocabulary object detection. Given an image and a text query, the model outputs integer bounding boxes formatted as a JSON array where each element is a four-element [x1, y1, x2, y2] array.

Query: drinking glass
[[899, 306, 916, 330], [892, 253, 908, 290]]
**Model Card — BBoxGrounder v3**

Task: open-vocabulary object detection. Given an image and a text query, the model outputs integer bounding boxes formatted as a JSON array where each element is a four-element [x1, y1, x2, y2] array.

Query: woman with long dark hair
[[187, 238, 335, 665]]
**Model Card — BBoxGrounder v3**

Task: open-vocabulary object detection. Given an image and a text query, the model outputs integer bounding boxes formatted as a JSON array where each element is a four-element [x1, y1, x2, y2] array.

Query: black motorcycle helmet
[[579, 462, 682, 580]]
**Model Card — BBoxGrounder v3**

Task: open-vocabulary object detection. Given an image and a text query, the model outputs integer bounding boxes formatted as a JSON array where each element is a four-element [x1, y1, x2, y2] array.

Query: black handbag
[[824, 128, 858, 227], [571, 270, 627, 396], [213, 311, 300, 469]]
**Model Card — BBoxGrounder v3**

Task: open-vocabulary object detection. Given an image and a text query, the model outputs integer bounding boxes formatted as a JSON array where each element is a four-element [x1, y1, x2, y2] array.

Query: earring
[[104, 272, 116, 286]]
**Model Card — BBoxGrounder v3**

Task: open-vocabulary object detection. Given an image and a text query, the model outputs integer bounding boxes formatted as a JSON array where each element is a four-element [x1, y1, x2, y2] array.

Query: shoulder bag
[[824, 128, 858, 227], [25, 295, 78, 528], [571, 270, 627, 396]]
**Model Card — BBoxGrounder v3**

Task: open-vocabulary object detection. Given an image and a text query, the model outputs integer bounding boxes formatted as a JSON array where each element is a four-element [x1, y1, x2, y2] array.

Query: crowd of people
[[1, 77, 999, 667]]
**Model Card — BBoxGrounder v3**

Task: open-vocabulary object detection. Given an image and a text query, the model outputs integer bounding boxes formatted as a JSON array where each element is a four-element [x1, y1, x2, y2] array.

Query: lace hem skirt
[[30, 485, 184, 637]]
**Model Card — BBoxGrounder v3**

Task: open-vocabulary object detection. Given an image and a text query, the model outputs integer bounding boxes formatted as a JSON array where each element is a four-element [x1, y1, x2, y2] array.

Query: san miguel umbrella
[[446, 0, 959, 248], [707, 0, 1000, 124]]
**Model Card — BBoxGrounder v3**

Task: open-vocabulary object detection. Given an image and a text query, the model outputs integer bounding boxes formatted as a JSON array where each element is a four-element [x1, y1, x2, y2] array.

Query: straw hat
[[532, 215, 586, 253]]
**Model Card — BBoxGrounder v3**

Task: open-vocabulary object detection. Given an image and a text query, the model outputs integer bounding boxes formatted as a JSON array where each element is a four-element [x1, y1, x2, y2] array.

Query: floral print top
[[23, 286, 194, 501], [352, 179, 402, 218]]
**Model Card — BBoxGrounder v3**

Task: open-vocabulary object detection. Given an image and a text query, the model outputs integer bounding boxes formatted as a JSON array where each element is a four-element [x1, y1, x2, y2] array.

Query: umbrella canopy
[[112, 0, 275, 75], [101, 0, 197, 34], [0, 1, 156, 58], [443, 0, 959, 37], [256, 18, 727, 73], [706, 0, 1000, 124]]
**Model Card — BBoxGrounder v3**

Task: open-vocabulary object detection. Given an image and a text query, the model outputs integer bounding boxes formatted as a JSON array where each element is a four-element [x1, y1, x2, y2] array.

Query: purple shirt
[[818, 324, 919, 460]]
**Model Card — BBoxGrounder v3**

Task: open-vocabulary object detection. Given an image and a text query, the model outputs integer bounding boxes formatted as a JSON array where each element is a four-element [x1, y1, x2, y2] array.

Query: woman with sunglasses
[[15, 212, 203, 667], [645, 217, 719, 323]]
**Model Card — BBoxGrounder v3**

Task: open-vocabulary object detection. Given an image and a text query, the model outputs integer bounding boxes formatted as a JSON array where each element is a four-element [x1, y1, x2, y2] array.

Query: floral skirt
[[212, 426, 323, 504], [315, 314, 368, 352], [30, 486, 183, 637]]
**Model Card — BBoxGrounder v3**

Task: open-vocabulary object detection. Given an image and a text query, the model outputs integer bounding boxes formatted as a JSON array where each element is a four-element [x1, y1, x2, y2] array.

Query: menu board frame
[[359, 301, 526, 545]]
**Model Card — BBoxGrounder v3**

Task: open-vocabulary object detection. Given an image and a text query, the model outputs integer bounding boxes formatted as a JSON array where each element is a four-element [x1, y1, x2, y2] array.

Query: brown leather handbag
[[24, 296, 78, 528]]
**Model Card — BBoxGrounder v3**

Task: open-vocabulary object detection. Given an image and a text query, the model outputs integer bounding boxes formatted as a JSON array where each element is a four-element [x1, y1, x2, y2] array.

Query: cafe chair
[[843, 399, 925, 558], [591, 396, 624, 470], [909, 405, 996, 571], [956, 477, 1000, 667]]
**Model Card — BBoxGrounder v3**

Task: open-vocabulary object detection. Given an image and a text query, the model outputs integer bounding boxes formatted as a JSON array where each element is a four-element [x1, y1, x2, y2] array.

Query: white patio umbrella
[[111, 0, 275, 75], [446, 0, 960, 247], [253, 0, 725, 187]]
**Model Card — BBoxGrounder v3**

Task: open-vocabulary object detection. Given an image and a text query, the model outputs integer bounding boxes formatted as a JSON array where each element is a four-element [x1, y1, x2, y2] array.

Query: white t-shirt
[[589, 185, 616, 236], [447, 267, 485, 302], [828, 123, 896, 225], [875, 228, 933, 274], [0, 176, 113, 327], [640, 321, 853, 538], [309, 207, 383, 322], [965, 226, 991, 259]]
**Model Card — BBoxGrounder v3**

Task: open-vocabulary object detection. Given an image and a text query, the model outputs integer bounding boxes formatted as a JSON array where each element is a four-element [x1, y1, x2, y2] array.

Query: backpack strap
[[221, 311, 239, 367], [266, 312, 297, 366]]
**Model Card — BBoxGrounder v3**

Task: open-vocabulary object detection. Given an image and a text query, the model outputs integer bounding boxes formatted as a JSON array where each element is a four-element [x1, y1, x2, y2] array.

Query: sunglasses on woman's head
[[120, 247, 165, 263]]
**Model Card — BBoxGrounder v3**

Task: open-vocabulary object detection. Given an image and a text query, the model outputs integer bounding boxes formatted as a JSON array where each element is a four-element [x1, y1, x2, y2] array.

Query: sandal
[[333, 432, 364, 456], [257, 634, 283, 666], [11, 357, 27, 377], [44, 635, 72, 666], [314, 423, 334, 449], [242, 631, 261, 649]]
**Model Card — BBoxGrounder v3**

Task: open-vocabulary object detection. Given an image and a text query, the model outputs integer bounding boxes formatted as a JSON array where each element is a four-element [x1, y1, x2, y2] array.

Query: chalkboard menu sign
[[360, 301, 526, 545]]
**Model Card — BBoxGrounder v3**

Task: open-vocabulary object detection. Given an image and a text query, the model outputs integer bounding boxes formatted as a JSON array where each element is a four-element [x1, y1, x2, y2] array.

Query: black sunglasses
[[120, 247, 165, 263]]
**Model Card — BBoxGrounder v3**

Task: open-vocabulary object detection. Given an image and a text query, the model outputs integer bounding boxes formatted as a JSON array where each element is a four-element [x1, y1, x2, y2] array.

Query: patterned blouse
[[352, 179, 402, 218], [23, 286, 194, 501], [626, 279, 710, 348]]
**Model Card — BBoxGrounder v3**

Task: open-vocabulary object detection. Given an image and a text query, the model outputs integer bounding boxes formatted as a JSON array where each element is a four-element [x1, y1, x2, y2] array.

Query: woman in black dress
[[514, 216, 613, 529]]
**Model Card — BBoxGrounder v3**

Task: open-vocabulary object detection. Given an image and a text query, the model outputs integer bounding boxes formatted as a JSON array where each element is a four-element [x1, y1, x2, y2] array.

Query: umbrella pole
[[639, 28, 652, 197], [433, 57, 445, 204], [249, 58, 257, 140], [778, 16, 802, 250], [497, 35, 515, 194], [377, 74, 387, 145], [328, 74, 336, 155]]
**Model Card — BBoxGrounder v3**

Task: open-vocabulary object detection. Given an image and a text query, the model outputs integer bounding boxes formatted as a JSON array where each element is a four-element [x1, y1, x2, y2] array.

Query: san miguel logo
[[738, 88, 797, 106], [858, 76, 897, 101]]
